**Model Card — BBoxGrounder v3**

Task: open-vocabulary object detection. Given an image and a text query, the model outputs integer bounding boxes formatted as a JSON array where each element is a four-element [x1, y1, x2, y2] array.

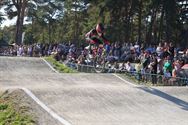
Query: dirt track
[[1, 56, 188, 125]]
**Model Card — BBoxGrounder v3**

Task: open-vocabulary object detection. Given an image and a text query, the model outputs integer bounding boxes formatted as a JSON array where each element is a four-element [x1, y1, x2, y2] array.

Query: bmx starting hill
[[0, 56, 188, 125]]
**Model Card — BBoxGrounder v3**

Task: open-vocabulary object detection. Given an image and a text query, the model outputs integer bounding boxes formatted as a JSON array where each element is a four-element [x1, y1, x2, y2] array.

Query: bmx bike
[[85, 44, 107, 73]]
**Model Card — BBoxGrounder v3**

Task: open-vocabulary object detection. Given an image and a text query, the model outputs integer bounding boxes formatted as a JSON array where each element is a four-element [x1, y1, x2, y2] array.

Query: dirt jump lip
[[22, 87, 72, 125]]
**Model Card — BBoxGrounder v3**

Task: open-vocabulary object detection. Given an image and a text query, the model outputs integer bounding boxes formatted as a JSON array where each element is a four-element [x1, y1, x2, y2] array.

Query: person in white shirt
[[156, 42, 163, 57], [125, 61, 134, 72]]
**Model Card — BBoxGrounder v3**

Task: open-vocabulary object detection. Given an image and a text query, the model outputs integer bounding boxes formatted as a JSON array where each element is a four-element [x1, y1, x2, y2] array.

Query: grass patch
[[0, 94, 35, 125], [44, 56, 77, 73]]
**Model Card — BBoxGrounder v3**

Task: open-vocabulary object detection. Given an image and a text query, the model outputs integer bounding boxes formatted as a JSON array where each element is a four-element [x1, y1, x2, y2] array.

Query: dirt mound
[[0, 89, 62, 125]]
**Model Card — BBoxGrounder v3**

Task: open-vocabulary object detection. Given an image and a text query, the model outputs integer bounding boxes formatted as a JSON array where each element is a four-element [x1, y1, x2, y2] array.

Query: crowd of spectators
[[0, 41, 188, 85]]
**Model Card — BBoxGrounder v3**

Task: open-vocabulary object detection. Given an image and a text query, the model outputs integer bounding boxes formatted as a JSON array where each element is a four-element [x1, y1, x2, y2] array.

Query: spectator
[[125, 61, 135, 72], [119, 62, 126, 71], [112, 42, 121, 61], [169, 42, 175, 60], [163, 59, 173, 74], [135, 60, 142, 80], [149, 53, 158, 84], [163, 69, 171, 84], [168, 66, 179, 86], [156, 42, 163, 57], [77, 52, 86, 65]]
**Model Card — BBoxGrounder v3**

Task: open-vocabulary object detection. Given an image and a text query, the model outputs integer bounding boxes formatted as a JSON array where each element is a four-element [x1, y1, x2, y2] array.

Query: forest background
[[0, 0, 187, 47]]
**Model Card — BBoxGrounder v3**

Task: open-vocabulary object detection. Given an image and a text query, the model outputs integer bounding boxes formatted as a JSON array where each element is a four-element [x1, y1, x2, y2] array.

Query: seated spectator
[[168, 67, 179, 86], [119, 62, 126, 72], [114, 62, 120, 72], [107, 62, 119, 73], [125, 61, 135, 72], [77, 53, 86, 65], [173, 59, 181, 73], [106, 53, 117, 62]]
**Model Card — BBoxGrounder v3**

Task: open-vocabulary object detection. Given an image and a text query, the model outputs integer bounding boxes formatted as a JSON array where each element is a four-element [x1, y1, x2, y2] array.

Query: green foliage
[[0, 0, 188, 46], [0, 104, 8, 110], [45, 56, 77, 73], [0, 98, 35, 125], [0, 26, 15, 44]]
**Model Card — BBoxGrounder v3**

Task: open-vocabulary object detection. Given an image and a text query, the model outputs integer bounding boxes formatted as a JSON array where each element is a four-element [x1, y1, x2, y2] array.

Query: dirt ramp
[[0, 57, 54, 75], [0, 88, 62, 125]]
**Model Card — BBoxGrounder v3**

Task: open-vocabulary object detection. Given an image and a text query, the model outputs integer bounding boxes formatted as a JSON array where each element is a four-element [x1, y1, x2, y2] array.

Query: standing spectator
[[112, 42, 121, 61], [28, 45, 33, 57], [156, 42, 163, 57], [141, 51, 150, 82], [149, 53, 158, 85], [163, 42, 169, 51], [17, 45, 24, 56], [183, 49, 188, 63], [169, 42, 175, 61], [162, 42, 171, 59], [77, 52, 86, 65], [135, 60, 142, 80], [134, 42, 140, 54]]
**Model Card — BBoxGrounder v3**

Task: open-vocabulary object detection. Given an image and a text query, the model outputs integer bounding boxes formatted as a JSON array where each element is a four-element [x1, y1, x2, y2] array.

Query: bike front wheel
[[93, 55, 106, 73]]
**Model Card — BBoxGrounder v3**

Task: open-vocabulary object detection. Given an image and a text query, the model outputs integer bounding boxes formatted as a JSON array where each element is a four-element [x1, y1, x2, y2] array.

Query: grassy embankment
[[45, 56, 77, 73], [0, 91, 35, 125]]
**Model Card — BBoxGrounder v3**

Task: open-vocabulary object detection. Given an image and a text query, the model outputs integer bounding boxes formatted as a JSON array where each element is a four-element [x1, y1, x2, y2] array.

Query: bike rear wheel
[[94, 55, 106, 73]]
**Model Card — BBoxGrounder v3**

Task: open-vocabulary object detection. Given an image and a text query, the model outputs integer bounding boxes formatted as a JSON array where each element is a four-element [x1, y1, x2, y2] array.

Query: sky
[[1, 18, 17, 27], [0, 6, 30, 28], [0, 7, 17, 27]]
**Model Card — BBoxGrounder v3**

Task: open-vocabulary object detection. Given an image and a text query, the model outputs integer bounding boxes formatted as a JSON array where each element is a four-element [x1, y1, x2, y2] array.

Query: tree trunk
[[146, 8, 157, 43], [125, 0, 133, 42], [15, 0, 27, 45], [165, 18, 170, 42], [15, 9, 21, 45], [130, 17, 134, 42], [138, 0, 142, 43], [48, 21, 51, 43], [158, 7, 164, 43]]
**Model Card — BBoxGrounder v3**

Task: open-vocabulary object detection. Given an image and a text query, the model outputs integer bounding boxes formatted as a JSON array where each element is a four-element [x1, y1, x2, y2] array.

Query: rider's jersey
[[85, 29, 110, 45], [85, 29, 97, 39]]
